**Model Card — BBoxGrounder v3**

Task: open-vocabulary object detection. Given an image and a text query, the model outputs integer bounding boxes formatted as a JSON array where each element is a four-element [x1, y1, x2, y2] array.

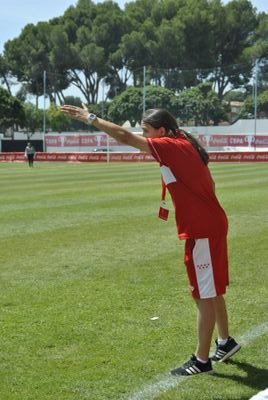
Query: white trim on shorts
[[193, 238, 217, 298]]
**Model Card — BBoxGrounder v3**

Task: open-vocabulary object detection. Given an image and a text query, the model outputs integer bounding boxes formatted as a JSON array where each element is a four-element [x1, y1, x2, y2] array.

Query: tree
[[119, 28, 156, 86], [1, 0, 267, 109], [176, 83, 227, 125], [122, 0, 187, 89], [23, 103, 43, 136], [120, 0, 260, 98], [46, 103, 71, 132], [244, 12, 268, 62], [4, 21, 71, 107], [4, 23, 51, 104], [241, 89, 268, 117], [0, 54, 12, 95], [224, 90, 247, 102], [0, 87, 25, 133], [243, 12, 268, 93], [55, 0, 129, 104], [258, 90, 268, 114], [208, 0, 258, 99], [108, 85, 177, 126]]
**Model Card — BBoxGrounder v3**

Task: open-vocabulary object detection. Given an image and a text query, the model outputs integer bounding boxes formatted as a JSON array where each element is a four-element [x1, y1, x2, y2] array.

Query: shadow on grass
[[213, 359, 268, 398]]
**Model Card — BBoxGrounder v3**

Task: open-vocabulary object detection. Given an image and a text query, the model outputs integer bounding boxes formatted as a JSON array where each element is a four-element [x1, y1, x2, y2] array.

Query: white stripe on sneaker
[[187, 366, 201, 374], [219, 344, 241, 362]]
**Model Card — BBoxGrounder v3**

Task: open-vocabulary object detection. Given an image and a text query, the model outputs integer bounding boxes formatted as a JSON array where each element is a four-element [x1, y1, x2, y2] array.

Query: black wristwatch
[[88, 113, 97, 124]]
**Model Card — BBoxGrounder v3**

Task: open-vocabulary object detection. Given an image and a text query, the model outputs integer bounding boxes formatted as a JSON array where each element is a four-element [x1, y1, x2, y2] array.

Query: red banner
[[208, 152, 268, 162], [45, 134, 129, 147], [45, 134, 268, 148], [0, 152, 154, 162], [197, 134, 268, 148], [1, 152, 268, 162]]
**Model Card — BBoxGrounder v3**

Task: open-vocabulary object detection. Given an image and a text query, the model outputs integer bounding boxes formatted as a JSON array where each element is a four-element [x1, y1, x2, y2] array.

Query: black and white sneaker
[[171, 354, 213, 376], [211, 336, 241, 362]]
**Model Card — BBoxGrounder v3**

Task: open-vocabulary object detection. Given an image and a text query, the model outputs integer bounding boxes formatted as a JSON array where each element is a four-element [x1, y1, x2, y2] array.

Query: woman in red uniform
[[61, 105, 241, 376]]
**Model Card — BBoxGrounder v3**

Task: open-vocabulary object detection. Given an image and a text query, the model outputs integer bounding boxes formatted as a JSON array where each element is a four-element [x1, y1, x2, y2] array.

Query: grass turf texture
[[0, 161, 267, 400]]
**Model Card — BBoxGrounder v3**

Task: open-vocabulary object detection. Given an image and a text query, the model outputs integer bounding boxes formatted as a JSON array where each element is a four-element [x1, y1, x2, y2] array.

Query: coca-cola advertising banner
[[45, 135, 123, 147], [45, 134, 268, 148], [208, 152, 268, 162], [1, 152, 268, 162], [197, 134, 268, 148]]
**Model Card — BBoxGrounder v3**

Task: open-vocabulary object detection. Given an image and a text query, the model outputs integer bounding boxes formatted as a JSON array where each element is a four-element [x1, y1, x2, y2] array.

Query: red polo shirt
[[147, 136, 228, 240]]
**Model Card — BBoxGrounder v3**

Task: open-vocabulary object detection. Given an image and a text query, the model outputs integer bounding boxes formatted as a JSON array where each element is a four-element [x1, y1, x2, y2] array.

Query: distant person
[[61, 104, 241, 376], [24, 142, 36, 167]]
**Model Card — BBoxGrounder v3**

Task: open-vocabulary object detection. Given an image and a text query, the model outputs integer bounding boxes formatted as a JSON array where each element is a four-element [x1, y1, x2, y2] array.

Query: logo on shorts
[[196, 263, 210, 270], [189, 285, 195, 292]]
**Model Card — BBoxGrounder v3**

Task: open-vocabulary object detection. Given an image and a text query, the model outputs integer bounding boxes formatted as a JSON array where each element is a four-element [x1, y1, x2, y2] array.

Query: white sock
[[218, 337, 228, 346], [196, 356, 208, 364]]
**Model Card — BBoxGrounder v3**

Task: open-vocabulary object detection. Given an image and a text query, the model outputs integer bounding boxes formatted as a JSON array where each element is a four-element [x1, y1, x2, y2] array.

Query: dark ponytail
[[142, 108, 209, 165]]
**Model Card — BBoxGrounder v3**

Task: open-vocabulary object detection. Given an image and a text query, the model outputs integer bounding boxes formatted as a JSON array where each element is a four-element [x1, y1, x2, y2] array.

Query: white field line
[[125, 321, 268, 400]]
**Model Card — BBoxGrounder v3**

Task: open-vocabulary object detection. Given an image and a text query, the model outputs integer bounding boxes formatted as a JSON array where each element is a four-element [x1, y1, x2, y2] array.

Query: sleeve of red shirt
[[146, 138, 161, 163], [146, 137, 176, 165]]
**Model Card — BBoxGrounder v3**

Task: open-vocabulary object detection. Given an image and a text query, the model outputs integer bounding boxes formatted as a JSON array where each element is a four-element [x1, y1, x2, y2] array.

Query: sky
[[0, 0, 267, 53]]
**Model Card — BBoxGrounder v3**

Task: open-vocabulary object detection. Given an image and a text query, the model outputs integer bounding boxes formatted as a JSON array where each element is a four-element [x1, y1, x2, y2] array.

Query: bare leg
[[195, 298, 216, 360], [213, 295, 229, 340]]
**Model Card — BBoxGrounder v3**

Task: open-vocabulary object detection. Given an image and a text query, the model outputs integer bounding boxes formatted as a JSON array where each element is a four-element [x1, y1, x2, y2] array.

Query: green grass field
[[0, 161, 268, 400]]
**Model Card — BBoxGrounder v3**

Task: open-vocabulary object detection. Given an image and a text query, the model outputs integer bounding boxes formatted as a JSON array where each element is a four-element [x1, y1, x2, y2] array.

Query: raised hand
[[61, 103, 89, 124]]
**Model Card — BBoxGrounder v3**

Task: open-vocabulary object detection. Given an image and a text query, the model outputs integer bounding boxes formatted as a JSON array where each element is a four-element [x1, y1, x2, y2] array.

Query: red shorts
[[184, 235, 229, 299]]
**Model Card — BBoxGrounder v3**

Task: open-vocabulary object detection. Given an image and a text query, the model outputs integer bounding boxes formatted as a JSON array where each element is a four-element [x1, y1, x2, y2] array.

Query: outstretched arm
[[61, 104, 150, 153]]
